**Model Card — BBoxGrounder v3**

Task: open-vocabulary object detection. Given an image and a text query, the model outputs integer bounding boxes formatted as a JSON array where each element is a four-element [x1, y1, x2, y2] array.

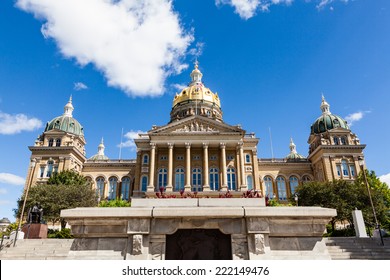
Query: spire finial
[[194, 59, 199, 69], [98, 137, 105, 156], [63, 96, 74, 117], [320, 94, 330, 114], [289, 137, 297, 153]]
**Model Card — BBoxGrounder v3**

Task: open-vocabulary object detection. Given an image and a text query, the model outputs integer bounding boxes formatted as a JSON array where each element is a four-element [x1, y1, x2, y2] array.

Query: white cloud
[[73, 82, 88, 91], [0, 173, 25, 186], [0, 200, 11, 206], [345, 111, 370, 126], [0, 188, 7, 195], [118, 130, 147, 150], [172, 83, 187, 92], [379, 173, 390, 187], [16, 0, 193, 97], [188, 42, 205, 58], [0, 112, 42, 135]]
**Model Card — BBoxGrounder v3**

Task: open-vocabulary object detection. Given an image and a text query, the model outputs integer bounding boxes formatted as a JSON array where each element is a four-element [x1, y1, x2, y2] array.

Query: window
[[48, 138, 54, 147], [302, 175, 311, 183], [96, 177, 105, 199], [46, 161, 54, 177], [289, 176, 299, 195], [227, 155, 234, 161], [350, 165, 356, 177], [160, 155, 167, 160], [55, 138, 61, 147], [209, 168, 219, 191], [336, 165, 341, 176], [192, 168, 202, 192], [108, 177, 118, 200], [193, 155, 201, 160], [341, 137, 347, 145], [333, 137, 339, 145], [247, 175, 253, 190], [264, 176, 274, 198], [143, 154, 149, 164], [210, 155, 217, 161], [341, 160, 349, 176], [227, 167, 236, 191], [175, 168, 185, 191], [276, 176, 287, 201], [158, 168, 167, 190], [39, 166, 45, 178], [177, 155, 184, 160], [245, 154, 251, 163], [121, 177, 131, 200], [141, 176, 148, 192]]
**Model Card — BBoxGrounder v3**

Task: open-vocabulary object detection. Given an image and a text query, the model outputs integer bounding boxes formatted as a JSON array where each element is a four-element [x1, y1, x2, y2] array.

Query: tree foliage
[[14, 170, 97, 229], [98, 199, 131, 207], [293, 170, 390, 231]]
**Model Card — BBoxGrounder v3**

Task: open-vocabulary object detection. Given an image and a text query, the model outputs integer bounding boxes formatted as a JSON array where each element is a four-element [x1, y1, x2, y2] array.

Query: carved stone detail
[[246, 218, 269, 233], [254, 234, 265, 254], [173, 121, 217, 133], [132, 234, 143, 255], [127, 218, 150, 234], [231, 234, 248, 260]]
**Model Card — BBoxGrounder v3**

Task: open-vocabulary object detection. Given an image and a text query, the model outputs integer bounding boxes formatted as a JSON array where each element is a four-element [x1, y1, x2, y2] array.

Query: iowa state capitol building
[[24, 63, 366, 201]]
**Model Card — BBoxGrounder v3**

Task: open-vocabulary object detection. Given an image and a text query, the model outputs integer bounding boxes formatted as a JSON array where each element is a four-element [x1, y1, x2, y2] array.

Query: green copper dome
[[44, 97, 84, 136], [88, 138, 109, 161], [285, 138, 306, 161], [311, 96, 349, 135]]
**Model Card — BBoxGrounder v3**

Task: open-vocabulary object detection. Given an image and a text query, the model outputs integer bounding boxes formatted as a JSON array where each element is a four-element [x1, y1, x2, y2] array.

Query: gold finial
[[194, 59, 199, 69]]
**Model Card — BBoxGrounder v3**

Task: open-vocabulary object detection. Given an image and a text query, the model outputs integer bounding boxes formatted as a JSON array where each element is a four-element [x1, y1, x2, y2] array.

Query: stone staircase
[[325, 237, 390, 260], [0, 239, 124, 260]]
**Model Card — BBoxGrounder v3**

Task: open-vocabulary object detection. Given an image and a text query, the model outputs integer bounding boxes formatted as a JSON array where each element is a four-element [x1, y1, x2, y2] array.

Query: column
[[220, 143, 228, 191], [185, 143, 191, 191], [147, 143, 156, 191], [203, 143, 210, 191], [166, 143, 174, 192], [238, 142, 247, 189], [236, 147, 241, 191], [252, 148, 260, 191]]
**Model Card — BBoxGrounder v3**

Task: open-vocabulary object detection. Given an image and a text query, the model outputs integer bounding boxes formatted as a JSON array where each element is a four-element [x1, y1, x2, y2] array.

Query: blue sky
[[1, 0, 389, 221]]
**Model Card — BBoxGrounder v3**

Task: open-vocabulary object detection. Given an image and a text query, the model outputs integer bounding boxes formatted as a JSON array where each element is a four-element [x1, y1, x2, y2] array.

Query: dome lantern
[[64, 95, 74, 117]]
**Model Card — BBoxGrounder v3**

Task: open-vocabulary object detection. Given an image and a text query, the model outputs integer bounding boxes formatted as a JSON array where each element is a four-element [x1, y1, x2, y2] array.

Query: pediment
[[148, 116, 245, 135]]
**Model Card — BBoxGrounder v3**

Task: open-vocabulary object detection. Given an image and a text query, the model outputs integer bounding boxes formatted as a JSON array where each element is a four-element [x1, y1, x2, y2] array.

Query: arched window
[[245, 154, 251, 163], [141, 176, 148, 192], [55, 138, 61, 147], [341, 160, 349, 176], [264, 176, 274, 198], [289, 176, 299, 196], [209, 168, 219, 191], [96, 177, 105, 199], [108, 177, 118, 200], [333, 137, 339, 145], [158, 168, 167, 190], [341, 137, 347, 145], [247, 175, 253, 190], [302, 175, 311, 184], [143, 154, 149, 164], [227, 167, 236, 191], [175, 168, 185, 191], [48, 138, 54, 147], [276, 176, 287, 201], [192, 168, 202, 192], [121, 177, 131, 200], [46, 160, 54, 177]]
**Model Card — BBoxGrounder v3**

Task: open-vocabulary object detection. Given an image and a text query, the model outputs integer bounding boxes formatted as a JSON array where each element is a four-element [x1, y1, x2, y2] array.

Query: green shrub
[[98, 199, 131, 207], [47, 228, 73, 239]]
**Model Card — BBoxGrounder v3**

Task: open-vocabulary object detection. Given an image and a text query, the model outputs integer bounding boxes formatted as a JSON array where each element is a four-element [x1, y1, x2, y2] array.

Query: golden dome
[[172, 61, 221, 109]]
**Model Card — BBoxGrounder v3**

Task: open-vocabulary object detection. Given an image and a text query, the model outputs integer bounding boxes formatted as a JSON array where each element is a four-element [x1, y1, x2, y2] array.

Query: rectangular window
[[336, 165, 341, 176], [39, 167, 45, 178], [350, 165, 356, 177]]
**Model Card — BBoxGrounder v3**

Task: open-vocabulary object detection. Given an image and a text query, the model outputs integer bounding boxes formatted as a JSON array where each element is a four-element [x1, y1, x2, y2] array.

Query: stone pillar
[[252, 148, 260, 190], [220, 143, 228, 191], [149, 234, 166, 260], [147, 143, 156, 191], [166, 143, 174, 192], [236, 147, 241, 191], [238, 142, 247, 189], [203, 143, 210, 191], [352, 210, 368, 238], [185, 143, 191, 191], [231, 234, 249, 260], [104, 180, 108, 199], [329, 156, 336, 181]]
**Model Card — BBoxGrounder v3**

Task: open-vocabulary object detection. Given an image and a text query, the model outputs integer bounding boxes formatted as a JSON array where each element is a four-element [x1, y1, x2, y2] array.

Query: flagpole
[[119, 128, 123, 160]]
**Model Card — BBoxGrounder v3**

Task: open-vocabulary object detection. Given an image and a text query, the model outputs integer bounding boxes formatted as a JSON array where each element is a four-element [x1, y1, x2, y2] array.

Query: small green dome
[[88, 138, 109, 161], [45, 116, 84, 136], [310, 96, 349, 135], [44, 96, 84, 136], [285, 138, 306, 161]]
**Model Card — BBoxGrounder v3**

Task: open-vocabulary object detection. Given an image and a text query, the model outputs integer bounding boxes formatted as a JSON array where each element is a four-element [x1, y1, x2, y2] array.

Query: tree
[[293, 171, 390, 232], [14, 170, 97, 229]]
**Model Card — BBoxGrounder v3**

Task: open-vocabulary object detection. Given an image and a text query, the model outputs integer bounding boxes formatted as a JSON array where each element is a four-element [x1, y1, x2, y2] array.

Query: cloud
[[188, 42, 205, 59], [379, 173, 390, 187], [345, 111, 370, 126], [74, 82, 88, 91], [0, 112, 42, 135], [0, 200, 11, 206], [0, 188, 7, 195], [16, 0, 193, 97], [172, 83, 187, 92], [118, 130, 147, 150], [0, 173, 25, 186], [216, 0, 351, 19]]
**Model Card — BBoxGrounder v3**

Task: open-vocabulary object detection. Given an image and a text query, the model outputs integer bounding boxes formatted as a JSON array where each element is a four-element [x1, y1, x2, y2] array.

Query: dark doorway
[[165, 229, 232, 260]]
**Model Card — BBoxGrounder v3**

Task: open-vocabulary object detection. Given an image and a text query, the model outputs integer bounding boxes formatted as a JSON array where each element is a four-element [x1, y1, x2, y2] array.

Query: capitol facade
[[24, 63, 366, 201]]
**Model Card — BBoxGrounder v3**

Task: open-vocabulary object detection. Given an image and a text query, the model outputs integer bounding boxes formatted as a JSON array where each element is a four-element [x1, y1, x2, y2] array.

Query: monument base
[[22, 223, 48, 239]]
